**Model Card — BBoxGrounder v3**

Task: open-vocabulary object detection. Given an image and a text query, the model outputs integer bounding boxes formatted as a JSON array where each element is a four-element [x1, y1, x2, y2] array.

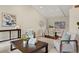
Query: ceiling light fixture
[[40, 6, 43, 8]]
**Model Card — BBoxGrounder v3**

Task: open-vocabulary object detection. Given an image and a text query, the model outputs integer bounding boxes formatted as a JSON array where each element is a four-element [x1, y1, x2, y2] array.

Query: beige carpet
[[37, 37, 57, 53]]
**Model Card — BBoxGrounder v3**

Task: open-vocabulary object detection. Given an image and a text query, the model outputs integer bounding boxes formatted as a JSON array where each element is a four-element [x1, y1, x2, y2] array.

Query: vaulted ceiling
[[32, 5, 73, 18]]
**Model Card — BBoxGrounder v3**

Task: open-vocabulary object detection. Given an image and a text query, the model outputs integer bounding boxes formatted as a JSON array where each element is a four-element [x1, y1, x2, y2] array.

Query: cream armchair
[[60, 40, 78, 53], [53, 32, 78, 53]]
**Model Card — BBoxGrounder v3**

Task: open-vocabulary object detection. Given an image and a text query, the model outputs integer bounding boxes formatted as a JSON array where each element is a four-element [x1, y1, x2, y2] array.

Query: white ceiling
[[32, 5, 73, 18]]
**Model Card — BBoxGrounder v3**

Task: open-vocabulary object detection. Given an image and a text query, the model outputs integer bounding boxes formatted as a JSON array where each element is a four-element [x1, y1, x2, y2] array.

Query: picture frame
[[54, 21, 65, 29], [2, 13, 16, 27]]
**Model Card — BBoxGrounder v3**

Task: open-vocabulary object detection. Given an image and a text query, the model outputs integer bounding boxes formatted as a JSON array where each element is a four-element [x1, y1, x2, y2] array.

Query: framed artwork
[[54, 21, 65, 29], [2, 13, 16, 27]]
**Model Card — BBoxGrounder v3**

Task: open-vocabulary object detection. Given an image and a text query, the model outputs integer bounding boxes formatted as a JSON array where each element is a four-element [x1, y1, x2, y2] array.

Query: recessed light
[[40, 6, 43, 8]]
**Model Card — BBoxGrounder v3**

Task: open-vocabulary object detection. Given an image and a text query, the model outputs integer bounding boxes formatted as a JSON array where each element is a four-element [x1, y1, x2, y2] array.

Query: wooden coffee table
[[11, 40, 48, 53]]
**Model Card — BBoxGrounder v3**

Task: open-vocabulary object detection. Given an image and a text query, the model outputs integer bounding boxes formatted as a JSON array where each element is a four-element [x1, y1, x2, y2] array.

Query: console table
[[45, 35, 60, 40], [0, 29, 21, 42]]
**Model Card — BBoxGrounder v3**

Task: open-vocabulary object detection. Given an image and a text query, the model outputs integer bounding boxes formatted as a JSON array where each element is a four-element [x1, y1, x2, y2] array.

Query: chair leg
[[75, 40, 78, 53]]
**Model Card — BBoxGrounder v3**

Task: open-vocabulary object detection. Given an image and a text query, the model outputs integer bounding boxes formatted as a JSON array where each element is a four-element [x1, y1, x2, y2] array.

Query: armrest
[[60, 40, 78, 53]]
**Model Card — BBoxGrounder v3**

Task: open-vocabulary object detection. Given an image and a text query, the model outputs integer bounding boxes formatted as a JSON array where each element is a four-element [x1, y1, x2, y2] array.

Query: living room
[[0, 5, 79, 53]]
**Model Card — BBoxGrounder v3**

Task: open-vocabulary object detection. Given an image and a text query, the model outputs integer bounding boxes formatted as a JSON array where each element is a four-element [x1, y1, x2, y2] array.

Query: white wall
[[69, 8, 79, 33], [0, 5, 46, 41], [47, 16, 69, 36], [48, 17, 69, 31], [69, 8, 79, 45]]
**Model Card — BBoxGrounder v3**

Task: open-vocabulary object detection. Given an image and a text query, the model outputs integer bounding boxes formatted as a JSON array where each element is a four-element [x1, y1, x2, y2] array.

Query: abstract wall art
[[2, 13, 16, 27], [54, 21, 65, 29]]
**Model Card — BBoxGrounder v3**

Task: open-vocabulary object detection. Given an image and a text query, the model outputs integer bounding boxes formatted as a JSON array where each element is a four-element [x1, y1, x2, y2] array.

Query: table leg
[[10, 44, 12, 51], [10, 42, 16, 51], [45, 45, 48, 53], [75, 40, 78, 53]]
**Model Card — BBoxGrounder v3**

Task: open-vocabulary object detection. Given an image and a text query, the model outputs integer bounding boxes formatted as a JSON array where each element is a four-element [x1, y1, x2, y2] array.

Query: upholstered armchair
[[60, 40, 78, 53], [53, 32, 78, 53]]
